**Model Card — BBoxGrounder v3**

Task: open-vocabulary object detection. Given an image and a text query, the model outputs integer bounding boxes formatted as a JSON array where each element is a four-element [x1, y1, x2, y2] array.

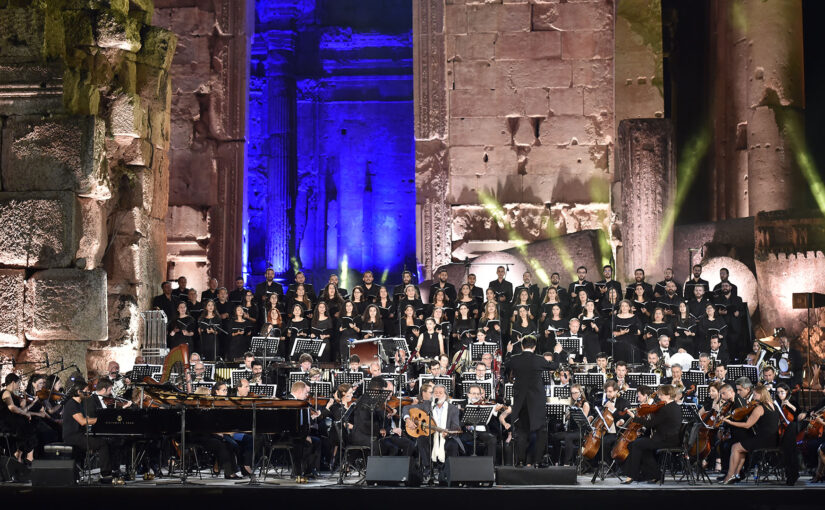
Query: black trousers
[[381, 435, 415, 456], [459, 431, 497, 457], [623, 437, 669, 480], [514, 408, 547, 465], [66, 436, 112, 477], [196, 434, 236, 476], [415, 436, 459, 469], [780, 424, 799, 481], [551, 430, 583, 466]]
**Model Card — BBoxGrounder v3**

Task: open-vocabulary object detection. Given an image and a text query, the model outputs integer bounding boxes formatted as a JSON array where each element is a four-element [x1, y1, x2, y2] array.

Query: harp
[[161, 343, 190, 383]]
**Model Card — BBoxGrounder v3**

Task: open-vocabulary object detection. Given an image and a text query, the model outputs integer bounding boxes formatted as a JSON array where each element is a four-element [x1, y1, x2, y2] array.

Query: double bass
[[611, 401, 666, 462]]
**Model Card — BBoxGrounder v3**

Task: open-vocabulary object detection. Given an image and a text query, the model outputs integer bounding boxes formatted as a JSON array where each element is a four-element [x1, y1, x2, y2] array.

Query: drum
[[670, 352, 695, 371], [349, 339, 380, 367]]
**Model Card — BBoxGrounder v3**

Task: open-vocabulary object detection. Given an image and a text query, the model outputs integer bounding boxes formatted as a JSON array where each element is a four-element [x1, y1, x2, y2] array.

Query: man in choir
[[655, 267, 682, 299], [201, 277, 219, 302], [625, 268, 653, 301], [360, 270, 380, 303], [658, 280, 683, 317], [329, 273, 348, 298], [596, 265, 622, 298], [255, 268, 284, 305], [466, 273, 485, 305], [513, 271, 540, 306], [542, 272, 570, 308], [712, 267, 738, 297], [773, 333, 802, 388], [714, 281, 743, 356], [429, 268, 457, 304], [171, 276, 189, 300], [287, 271, 316, 302], [152, 281, 180, 320], [687, 284, 711, 319], [683, 264, 710, 299], [568, 266, 595, 301], [228, 276, 249, 305], [489, 266, 514, 306]]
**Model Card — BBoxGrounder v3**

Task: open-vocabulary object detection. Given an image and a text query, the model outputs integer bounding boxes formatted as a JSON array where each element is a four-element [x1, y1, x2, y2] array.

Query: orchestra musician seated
[[458, 384, 498, 457], [720, 383, 781, 484], [403, 383, 462, 479], [286, 380, 322, 481], [620, 384, 682, 484]]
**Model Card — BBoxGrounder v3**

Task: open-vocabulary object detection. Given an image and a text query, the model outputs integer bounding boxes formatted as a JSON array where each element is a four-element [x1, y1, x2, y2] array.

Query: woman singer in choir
[[399, 303, 422, 351], [578, 300, 602, 362], [168, 301, 196, 349], [457, 283, 480, 320], [198, 299, 222, 361], [479, 300, 503, 348], [361, 304, 384, 339], [337, 300, 362, 361], [643, 307, 673, 352], [289, 283, 315, 319], [612, 299, 643, 362], [259, 306, 285, 357], [397, 285, 424, 321], [510, 305, 537, 355], [416, 317, 446, 359], [698, 303, 727, 354], [541, 303, 567, 354], [286, 303, 311, 360], [320, 283, 344, 318], [376, 286, 396, 336], [631, 283, 652, 322], [540, 287, 563, 324], [427, 289, 453, 322], [512, 288, 535, 323], [228, 304, 253, 360], [350, 286, 367, 316], [241, 290, 259, 326], [452, 302, 477, 352], [673, 300, 698, 355], [311, 301, 333, 362]]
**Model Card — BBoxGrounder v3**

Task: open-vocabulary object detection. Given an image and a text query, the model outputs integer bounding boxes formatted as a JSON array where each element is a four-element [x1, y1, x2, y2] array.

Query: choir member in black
[[61, 376, 119, 483], [511, 287, 536, 323], [214, 287, 233, 354], [513, 271, 540, 307], [227, 305, 253, 361], [630, 283, 652, 322], [198, 299, 223, 361], [642, 307, 673, 352], [624, 268, 653, 301], [310, 302, 334, 362], [397, 284, 425, 320], [773, 333, 803, 388], [361, 304, 384, 339], [360, 270, 380, 303], [654, 267, 683, 299], [171, 275, 189, 300], [287, 303, 311, 359], [240, 290, 259, 327], [712, 267, 738, 297], [577, 306, 602, 362], [151, 281, 179, 320], [596, 264, 623, 300], [349, 286, 368, 316], [184, 288, 203, 319], [489, 265, 514, 306], [392, 271, 418, 307], [479, 300, 503, 348], [720, 383, 780, 484], [427, 288, 453, 322], [260, 306, 283, 338], [287, 271, 316, 303], [686, 283, 711, 320], [541, 303, 567, 354], [320, 283, 343, 318], [466, 273, 486, 307], [429, 268, 457, 304], [684, 264, 710, 299], [713, 281, 743, 354], [255, 268, 284, 307], [511, 305, 537, 351], [264, 291, 287, 322], [376, 286, 396, 335], [551, 383, 591, 466], [656, 280, 683, 319], [337, 300, 362, 359], [620, 384, 682, 484], [289, 283, 314, 319], [698, 303, 727, 354], [1, 373, 37, 464], [328, 273, 348, 299], [503, 336, 560, 467], [568, 265, 596, 301], [598, 286, 621, 320], [456, 283, 480, 320], [569, 288, 590, 318], [399, 304, 422, 351], [452, 302, 477, 351], [431, 307, 452, 341], [416, 317, 446, 359], [540, 286, 564, 324], [228, 276, 249, 305], [168, 301, 196, 349], [201, 277, 219, 302], [542, 272, 570, 310], [673, 300, 698, 354], [612, 299, 644, 363]]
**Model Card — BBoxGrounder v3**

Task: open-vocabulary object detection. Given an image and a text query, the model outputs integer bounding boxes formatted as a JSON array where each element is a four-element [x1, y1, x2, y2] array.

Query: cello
[[582, 407, 614, 459], [611, 401, 666, 462], [690, 400, 731, 459]]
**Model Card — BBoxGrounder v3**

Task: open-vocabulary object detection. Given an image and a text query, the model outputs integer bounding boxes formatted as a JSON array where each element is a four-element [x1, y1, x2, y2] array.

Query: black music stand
[[504, 383, 514, 405], [250, 336, 281, 367], [556, 336, 583, 356], [290, 338, 326, 361], [381, 337, 409, 357], [470, 342, 498, 362], [572, 373, 606, 390], [309, 381, 332, 398], [336, 402, 358, 485], [551, 385, 571, 399], [683, 370, 707, 387], [249, 384, 276, 397], [130, 364, 162, 381], [569, 406, 591, 475], [545, 403, 568, 429], [354, 388, 392, 486], [333, 371, 364, 396], [461, 380, 493, 400], [463, 405, 495, 456], [287, 371, 308, 391], [695, 384, 709, 403], [541, 370, 554, 386], [726, 365, 758, 384], [680, 403, 699, 423], [628, 372, 659, 387], [432, 376, 454, 396], [231, 369, 252, 387]]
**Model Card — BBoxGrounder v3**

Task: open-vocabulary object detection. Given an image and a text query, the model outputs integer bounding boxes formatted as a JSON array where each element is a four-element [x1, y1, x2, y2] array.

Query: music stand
[[379, 373, 406, 396], [191, 382, 214, 392], [683, 370, 707, 387], [551, 385, 571, 399], [569, 406, 592, 475], [555, 336, 583, 356], [680, 403, 698, 423], [432, 376, 454, 396], [622, 388, 638, 404], [695, 384, 709, 403], [202, 363, 215, 381], [249, 384, 277, 397], [333, 370, 364, 390], [628, 372, 659, 387], [357, 388, 393, 465], [572, 373, 606, 390], [545, 403, 568, 427], [287, 371, 308, 390], [290, 338, 326, 360], [309, 381, 332, 398], [726, 365, 758, 384], [250, 336, 281, 366], [541, 370, 554, 385], [130, 364, 161, 381], [463, 405, 495, 456], [380, 337, 409, 357], [504, 383, 514, 405], [470, 342, 498, 362], [230, 369, 252, 387], [690, 360, 701, 371], [461, 380, 493, 400]]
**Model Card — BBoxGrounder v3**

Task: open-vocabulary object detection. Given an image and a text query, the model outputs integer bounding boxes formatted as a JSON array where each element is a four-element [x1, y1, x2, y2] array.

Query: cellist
[[620, 384, 681, 484]]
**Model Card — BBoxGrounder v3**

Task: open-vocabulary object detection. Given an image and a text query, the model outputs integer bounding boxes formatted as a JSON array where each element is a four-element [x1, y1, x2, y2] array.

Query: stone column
[[414, 0, 450, 277], [615, 119, 676, 283], [263, 31, 297, 275], [744, 0, 804, 214]]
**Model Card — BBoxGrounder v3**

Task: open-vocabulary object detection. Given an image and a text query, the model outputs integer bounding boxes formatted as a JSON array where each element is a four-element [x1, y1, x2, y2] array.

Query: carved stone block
[[0, 192, 78, 268], [25, 268, 107, 341], [0, 269, 25, 347]]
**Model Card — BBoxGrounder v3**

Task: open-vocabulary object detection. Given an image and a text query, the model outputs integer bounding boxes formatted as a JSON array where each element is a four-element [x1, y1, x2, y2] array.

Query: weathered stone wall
[[416, 0, 615, 275], [0, 0, 175, 378], [153, 0, 251, 292]]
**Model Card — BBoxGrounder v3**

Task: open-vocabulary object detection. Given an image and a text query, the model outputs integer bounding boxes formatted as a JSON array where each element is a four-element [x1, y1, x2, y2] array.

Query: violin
[[36, 389, 67, 404], [727, 400, 759, 421]]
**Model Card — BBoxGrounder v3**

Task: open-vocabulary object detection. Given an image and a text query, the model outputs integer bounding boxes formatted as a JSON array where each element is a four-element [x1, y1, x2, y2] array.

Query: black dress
[[418, 331, 442, 358], [168, 315, 196, 349], [673, 315, 698, 354], [311, 317, 334, 362], [399, 319, 422, 350], [198, 314, 223, 360], [740, 404, 780, 451], [612, 314, 643, 363], [227, 319, 253, 360], [0, 391, 37, 455]]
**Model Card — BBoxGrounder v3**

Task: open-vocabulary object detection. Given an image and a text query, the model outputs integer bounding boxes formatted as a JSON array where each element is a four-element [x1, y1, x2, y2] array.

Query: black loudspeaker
[[495, 466, 577, 485], [365, 456, 419, 486], [444, 456, 495, 487], [30, 459, 76, 487], [0, 456, 30, 483]]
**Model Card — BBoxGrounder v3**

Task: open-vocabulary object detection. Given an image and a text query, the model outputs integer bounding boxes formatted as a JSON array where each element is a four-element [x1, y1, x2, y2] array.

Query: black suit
[[623, 400, 681, 480], [489, 279, 514, 305], [503, 351, 558, 464], [254, 280, 283, 304]]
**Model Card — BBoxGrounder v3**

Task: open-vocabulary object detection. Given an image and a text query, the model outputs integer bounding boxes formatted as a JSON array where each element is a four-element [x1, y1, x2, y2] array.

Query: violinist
[[0, 373, 37, 465], [595, 380, 631, 455], [25, 374, 59, 452], [620, 384, 681, 484], [62, 376, 121, 484], [551, 384, 591, 466], [698, 381, 724, 473], [350, 377, 393, 454], [720, 383, 780, 484], [774, 383, 800, 485], [325, 382, 355, 468]]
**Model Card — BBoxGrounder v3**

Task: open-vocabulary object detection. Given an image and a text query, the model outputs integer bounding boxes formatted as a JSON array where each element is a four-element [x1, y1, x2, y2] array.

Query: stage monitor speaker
[[30, 459, 76, 487], [365, 456, 419, 486], [495, 466, 577, 485], [444, 456, 495, 487], [792, 292, 825, 309]]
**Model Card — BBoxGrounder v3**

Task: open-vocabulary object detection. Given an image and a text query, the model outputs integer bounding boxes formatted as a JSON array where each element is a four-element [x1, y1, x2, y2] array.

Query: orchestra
[[1, 263, 823, 489]]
